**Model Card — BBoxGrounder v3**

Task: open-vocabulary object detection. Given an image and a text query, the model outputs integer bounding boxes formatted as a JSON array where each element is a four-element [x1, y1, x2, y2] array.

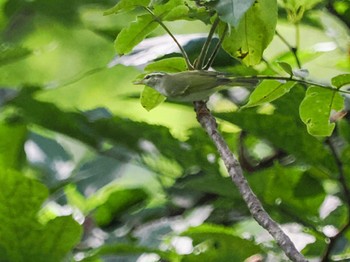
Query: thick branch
[[194, 101, 307, 262]]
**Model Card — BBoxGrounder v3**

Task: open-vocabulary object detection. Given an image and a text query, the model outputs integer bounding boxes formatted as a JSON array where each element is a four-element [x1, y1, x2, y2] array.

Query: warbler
[[134, 70, 258, 101]]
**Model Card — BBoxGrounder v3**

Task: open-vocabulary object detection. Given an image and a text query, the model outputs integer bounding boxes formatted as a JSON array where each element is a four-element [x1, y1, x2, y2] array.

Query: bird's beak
[[133, 80, 144, 85]]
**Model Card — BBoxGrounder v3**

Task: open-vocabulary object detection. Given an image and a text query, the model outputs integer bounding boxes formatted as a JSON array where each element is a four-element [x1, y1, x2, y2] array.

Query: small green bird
[[134, 70, 258, 101]]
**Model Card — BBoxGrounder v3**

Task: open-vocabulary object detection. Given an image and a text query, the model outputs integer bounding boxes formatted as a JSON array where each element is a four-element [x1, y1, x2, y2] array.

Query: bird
[[134, 70, 258, 101]]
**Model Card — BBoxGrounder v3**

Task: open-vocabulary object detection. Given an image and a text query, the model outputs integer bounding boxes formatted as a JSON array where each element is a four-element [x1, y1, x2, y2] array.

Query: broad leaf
[[221, 0, 277, 65], [141, 86, 166, 111], [144, 57, 187, 72], [115, 14, 159, 55], [331, 74, 350, 88], [299, 87, 344, 136], [103, 0, 150, 15], [215, 87, 336, 172], [182, 224, 262, 261], [0, 168, 82, 261], [243, 80, 295, 108], [214, 0, 255, 27]]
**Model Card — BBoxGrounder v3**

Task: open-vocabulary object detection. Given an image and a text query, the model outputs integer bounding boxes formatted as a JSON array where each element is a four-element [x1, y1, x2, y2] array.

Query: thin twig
[[232, 75, 350, 95], [144, 7, 193, 70], [194, 101, 308, 262], [204, 23, 228, 70], [321, 136, 350, 261], [275, 30, 302, 69], [195, 17, 220, 70]]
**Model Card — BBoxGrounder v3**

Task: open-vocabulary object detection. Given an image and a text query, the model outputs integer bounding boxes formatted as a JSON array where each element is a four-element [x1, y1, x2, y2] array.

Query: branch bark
[[194, 101, 308, 262]]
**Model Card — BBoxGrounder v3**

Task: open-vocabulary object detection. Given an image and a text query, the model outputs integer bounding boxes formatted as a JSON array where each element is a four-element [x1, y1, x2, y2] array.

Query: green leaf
[[280, 0, 323, 23], [221, 0, 277, 65], [0, 122, 27, 169], [243, 80, 295, 108], [141, 86, 166, 111], [215, 87, 336, 171], [214, 0, 255, 27], [144, 57, 187, 72], [0, 43, 31, 67], [261, 166, 325, 219], [153, 0, 188, 21], [277, 61, 294, 76], [0, 168, 82, 261], [115, 14, 159, 55], [182, 224, 262, 261], [299, 87, 344, 136], [93, 188, 149, 226], [104, 0, 150, 15], [331, 74, 350, 88]]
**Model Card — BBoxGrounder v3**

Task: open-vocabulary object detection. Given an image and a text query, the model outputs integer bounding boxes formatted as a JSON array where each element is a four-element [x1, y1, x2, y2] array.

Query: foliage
[[0, 0, 350, 261]]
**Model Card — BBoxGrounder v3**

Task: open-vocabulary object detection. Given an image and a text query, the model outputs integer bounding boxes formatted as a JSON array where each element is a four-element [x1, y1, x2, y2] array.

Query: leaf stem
[[204, 23, 228, 70], [275, 30, 302, 69], [234, 75, 350, 95], [195, 17, 220, 70], [144, 7, 194, 70]]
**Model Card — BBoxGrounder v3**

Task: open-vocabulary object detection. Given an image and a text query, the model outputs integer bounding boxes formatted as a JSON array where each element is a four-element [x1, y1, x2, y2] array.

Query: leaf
[[261, 166, 326, 219], [221, 0, 277, 65], [215, 88, 336, 171], [299, 87, 344, 136], [277, 61, 293, 76], [214, 0, 255, 27], [115, 14, 159, 55], [182, 224, 262, 261], [0, 122, 27, 168], [0, 168, 82, 261], [103, 0, 150, 15], [93, 188, 149, 226], [243, 80, 295, 108], [331, 74, 350, 88], [0, 43, 31, 67], [141, 86, 166, 111], [144, 57, 187, 72]]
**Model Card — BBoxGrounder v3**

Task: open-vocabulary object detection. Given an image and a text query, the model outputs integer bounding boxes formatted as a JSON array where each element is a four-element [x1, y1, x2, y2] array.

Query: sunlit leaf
[[243, 80, 295, 108], [141, 86, 166, 111], [331, 74, 350, 88], [115, 14, 159, 55], [103, 0, 150, 15], [214, 0, 255, 27], [221, 0, 277, 65], [145, 57, 187, 72], [299, 87, 344, 136]]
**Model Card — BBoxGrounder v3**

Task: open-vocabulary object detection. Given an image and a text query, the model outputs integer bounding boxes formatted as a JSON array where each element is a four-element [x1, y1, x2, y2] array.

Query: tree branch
[[194, 101, 308, 262]]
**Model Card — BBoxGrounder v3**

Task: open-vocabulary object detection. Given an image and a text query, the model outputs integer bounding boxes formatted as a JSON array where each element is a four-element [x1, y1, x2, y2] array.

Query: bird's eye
[[144, 75, 152, 80]]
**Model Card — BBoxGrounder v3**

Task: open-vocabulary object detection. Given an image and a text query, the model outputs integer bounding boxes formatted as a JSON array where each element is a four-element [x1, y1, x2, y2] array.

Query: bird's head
[[133, 72, 167, 89]]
